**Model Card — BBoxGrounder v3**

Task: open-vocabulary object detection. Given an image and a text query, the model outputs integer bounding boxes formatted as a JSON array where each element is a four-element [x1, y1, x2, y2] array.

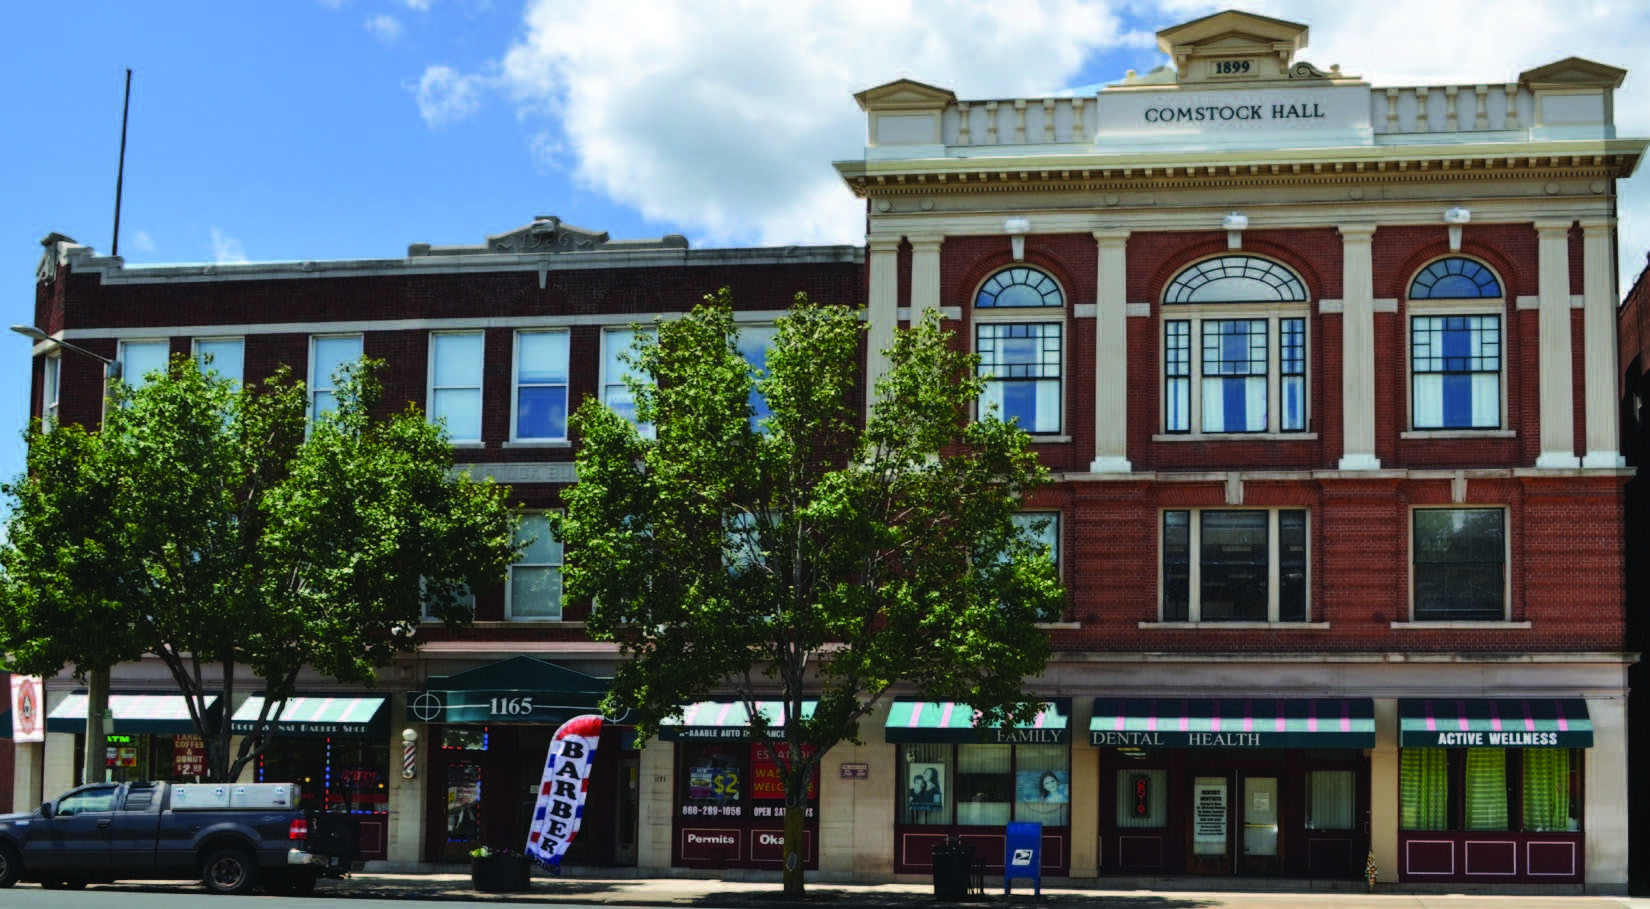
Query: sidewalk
[[320, 868, 1650, 908]]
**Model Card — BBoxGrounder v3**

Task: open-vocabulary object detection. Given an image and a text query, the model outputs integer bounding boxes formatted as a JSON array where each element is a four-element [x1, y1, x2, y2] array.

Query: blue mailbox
[[1003, 821, 1042, 894]]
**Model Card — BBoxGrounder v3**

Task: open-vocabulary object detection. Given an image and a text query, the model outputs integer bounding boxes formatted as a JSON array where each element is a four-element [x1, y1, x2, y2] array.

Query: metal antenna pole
[[112, 68, 132, 257]]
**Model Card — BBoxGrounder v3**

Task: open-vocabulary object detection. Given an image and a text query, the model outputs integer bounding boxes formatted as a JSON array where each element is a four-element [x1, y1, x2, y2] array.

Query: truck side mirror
[[39, 802, 54, 819]]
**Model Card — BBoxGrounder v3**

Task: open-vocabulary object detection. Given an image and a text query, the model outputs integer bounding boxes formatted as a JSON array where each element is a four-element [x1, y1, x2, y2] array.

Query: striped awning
[[658, 700, 817, 741], [884, 698, 1071, 744], [1089, 698, 1375, 749], [47, 693, 217, 735], [1399, 698, 1592, 748], [231, 695, 388, 738]]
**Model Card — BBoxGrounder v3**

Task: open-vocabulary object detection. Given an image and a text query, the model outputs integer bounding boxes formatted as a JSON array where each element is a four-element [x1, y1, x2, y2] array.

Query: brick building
[[9, 9, 1643, 894]]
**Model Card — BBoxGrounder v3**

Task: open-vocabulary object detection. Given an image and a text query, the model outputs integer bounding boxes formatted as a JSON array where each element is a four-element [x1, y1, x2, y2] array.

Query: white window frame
[[118, 339, 171, 389], [428, 331, 485, 443], [1408, 506, 1510, 622], [972, 268, 1067, 436], [42, 353, 60, 426], [601, 326, 656, 439], [1158, 508, 1311, 623], [308, 334, 363, 421], [1403, 300, 1508, 435], [508, 511, 564, 622], [192, 337, 245, 384], [1011, 511, 1060, 575], [1160, 309, 1309, 438], [511, 329, 570, 443], [736, 323, 779, 429]]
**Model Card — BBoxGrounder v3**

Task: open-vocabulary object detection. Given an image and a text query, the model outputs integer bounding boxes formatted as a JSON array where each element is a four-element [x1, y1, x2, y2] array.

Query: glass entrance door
[[1241, 776, 1281, 874]]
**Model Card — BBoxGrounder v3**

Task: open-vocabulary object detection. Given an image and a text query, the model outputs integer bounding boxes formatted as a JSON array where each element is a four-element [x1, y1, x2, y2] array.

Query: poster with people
[[1016, 769, 1070, 804], [908, 763, 944, 811]]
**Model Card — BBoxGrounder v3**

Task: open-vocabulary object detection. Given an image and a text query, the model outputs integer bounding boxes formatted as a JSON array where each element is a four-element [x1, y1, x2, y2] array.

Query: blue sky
[[3, 1, 1649, 489]]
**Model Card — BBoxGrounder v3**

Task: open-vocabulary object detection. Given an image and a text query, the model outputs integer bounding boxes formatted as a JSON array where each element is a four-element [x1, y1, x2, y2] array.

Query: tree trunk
[[82, 667, 110, 784], [782, 800, 807, 897]]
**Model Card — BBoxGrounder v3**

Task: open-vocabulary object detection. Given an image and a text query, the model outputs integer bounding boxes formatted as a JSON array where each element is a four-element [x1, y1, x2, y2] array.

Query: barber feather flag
[[525, 714, 604, 871]]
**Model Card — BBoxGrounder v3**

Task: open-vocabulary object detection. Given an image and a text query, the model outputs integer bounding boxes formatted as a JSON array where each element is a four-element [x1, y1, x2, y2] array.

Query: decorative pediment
[[1520, 57, 1627, 90], [855, 79, 957, 112], [1155, 10, 1313, 84], [487, 215, 610, 254]]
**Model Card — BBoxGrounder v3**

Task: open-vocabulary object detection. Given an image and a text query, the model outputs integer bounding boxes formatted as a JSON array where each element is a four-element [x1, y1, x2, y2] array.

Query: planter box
[[470, 855, 532, 893]]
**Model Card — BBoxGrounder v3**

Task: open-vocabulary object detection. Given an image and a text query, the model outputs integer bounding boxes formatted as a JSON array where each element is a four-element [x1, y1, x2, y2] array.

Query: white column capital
[[867, 235, 903, 254], [1092, 229, 1130, 246], [1533, 219, 1576, 236], [1576, 218, 1615, 234], [1337, 223, 1377, 241], [905, 234, 945, 251]]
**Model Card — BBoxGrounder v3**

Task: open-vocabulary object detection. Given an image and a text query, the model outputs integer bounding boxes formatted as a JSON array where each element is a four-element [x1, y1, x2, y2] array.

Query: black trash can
[[931, 836, 974, 900]]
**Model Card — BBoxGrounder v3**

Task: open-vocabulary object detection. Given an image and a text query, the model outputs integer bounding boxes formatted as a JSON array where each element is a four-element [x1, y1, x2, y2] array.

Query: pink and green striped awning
[[658, 700, 816, 741], [1089, 698, 1374, 749], [231, 695, 388, 738], [1398, 698, 1591, 748], [883, 699, 1070, 744], [47, 692, 218, 735]]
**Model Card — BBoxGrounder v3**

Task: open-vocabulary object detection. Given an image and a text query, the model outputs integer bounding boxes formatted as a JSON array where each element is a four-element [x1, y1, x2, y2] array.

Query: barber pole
[[525, 714, 604, 871]]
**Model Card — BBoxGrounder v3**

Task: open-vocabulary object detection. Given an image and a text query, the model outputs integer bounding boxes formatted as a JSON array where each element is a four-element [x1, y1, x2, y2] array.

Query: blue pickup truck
[[0, 780, 358, 895]]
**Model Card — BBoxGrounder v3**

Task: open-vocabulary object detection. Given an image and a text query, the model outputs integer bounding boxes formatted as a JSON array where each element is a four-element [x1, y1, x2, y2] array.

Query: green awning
[[405, 656, 612, 725], [47, 693, 218, 735], [883, 699, 1071, 744], [1089, 698, 1375, 749], [658, 700, 817, 741], [232, 695, 388, 738], [1399, 698, 1592, 748]]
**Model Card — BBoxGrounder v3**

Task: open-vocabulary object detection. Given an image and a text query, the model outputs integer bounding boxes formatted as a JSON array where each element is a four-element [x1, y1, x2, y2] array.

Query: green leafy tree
[[0, 356, 518, 782], [560, 292, 1062, 896]]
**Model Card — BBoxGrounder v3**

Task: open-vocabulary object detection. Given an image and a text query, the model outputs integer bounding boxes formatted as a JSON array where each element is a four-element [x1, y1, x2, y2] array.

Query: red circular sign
[[15, 677, 40, 737]]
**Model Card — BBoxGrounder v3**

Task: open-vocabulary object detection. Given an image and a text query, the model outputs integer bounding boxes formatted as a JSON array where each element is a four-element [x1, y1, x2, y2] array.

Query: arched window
[[1161, 256, 1310, 435], [1409, 257, 1501, 299], [974, 266, 1064, 434], [1406, 257, 1505, 430]]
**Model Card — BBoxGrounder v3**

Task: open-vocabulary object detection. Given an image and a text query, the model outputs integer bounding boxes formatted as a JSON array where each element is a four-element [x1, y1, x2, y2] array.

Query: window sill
[[420, 619, 584, 627], [1152, 432, 1319, 442], [1390, 621, 1530, 629], [503, 440, 573, 449], [1139, 621, 1330, 629], [1036, 621, 1081, 630], [1028, 435, 1072, 444], [449, 441, 487, 449], [1400, 430, 1515, 439]]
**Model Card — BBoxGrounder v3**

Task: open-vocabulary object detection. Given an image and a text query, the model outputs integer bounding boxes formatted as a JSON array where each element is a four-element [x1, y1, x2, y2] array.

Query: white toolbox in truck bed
[[170, 783, 300, 810]]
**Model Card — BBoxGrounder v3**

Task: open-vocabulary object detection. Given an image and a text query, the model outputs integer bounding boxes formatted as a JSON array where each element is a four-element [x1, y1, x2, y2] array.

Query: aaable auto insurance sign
[[1096, 85, 1372, 145]]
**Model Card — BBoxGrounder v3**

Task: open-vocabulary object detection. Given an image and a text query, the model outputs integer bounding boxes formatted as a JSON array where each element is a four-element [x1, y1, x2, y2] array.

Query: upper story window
[[309, 335, 363, 420], [1162, 508, 1308, 623], [736, 324, 779, 427], [1407, 257, 1505, 431], [42, 354, 60, 425], [1162, 256, 1308, 436], [193, 338, 244, 384], [119, 339, 171, 389], [1412, 507, 1505, 621], [429, 332, 484, 443], [1011, 512, 1060, 574], [513, 330, 569, 442], [509, 512, 563, 621], [975, 267, 1065, 434], [602, 327, 657, 438]]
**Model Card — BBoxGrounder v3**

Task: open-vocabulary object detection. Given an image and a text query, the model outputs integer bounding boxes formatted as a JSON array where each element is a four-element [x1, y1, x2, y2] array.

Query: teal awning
[[405, 656, 612, 725], [1089, 698, 1375, 749], [884, 699, 1071, 744], [48, 692, 218, 735], [232, 695, 387, 738], [658, 700, 817, 741], [1398, 698, 1592, 748]]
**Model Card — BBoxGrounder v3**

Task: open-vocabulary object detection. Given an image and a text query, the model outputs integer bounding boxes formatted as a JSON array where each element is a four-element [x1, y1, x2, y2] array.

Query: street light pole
[[11, 323, 123, 785]]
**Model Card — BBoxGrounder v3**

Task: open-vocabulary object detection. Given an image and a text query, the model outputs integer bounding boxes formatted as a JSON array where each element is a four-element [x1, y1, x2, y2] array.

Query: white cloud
[[211, 228, 248, 264], [473, 0, 1650, 288], [403, 0, 432, 9], [315, 0, 348, 9], [129, 230, 156, 255], [413, 65, 486, 127], [366, 14, 403, 42]]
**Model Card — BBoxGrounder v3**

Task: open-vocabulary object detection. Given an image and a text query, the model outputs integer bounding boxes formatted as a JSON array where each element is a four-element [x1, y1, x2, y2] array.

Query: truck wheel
[[0, 843, 20, 888], [201, 847, 258, 895]]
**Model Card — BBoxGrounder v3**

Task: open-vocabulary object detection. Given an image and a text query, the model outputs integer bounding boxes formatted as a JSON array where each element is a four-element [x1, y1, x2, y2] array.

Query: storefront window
[[1115, 768, 1166, 828], [1305, 770, 1354, 830], [1463, 750, 1507, 831], [677, 741, 816, 822], [1522, 749, 1578, 832], [1400, 748, 1449, 830], [1400, 748, 1580, 833], [900, 743, 1069, 827], [256, 737, 391, 812]]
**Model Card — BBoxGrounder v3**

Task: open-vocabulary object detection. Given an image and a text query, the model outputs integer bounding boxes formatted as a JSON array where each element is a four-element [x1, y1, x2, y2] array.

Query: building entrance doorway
[[1183, 772, 1284, 875]]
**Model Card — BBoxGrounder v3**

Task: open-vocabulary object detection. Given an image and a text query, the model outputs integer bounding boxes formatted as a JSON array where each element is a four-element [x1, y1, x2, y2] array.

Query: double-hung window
[[1162, 256, 1309, 436], [1161, 508, 1308, 622], [193, 337, 244, 384], [509, 512, 563, 621], [309, 335, 363, 420], [42, 354, 60, 425], [975, 267, 1064, 435], [1407, 258, 1504, 430], [119, 339, 171, 389], [513, 330, 569, 441], [1412, 507, 1505, 621], [1011, 512, 1059, 574], [429, 331, 484, 443], [736, 324, 778, 427], [602, 327, 656, 438]]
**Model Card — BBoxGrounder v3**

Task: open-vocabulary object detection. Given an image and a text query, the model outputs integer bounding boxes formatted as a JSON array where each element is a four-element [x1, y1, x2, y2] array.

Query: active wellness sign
[[1096, 85, 1371, 145]]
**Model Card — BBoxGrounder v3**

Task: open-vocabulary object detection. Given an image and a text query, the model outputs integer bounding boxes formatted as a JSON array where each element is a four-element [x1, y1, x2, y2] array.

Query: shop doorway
[[1185, 773, 1283, 875], [1239, 775, 1281, 874], [614, 756, 639, 865]]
